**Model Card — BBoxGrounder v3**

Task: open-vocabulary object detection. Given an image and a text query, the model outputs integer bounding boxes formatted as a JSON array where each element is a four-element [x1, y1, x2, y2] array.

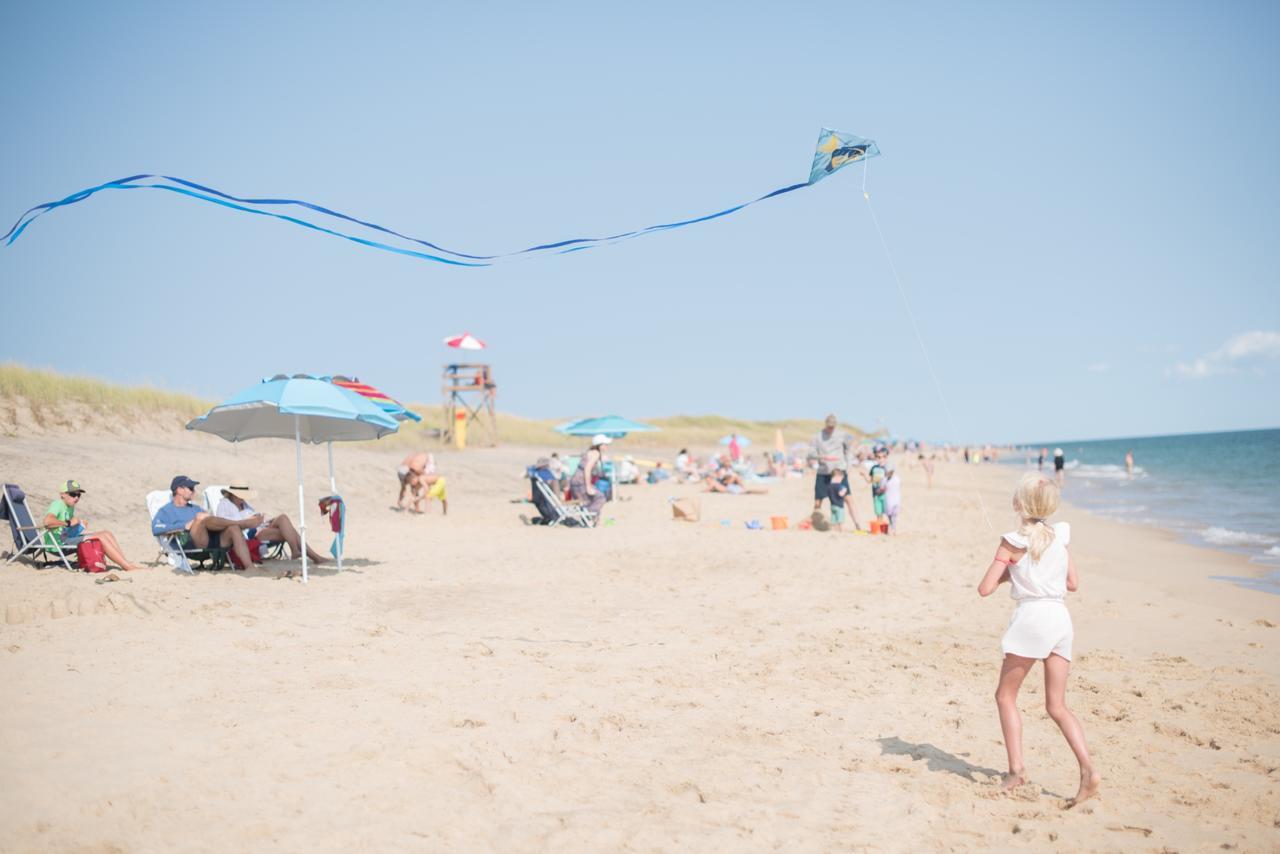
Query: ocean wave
[[1066, 462, 1148, 481], [1266, 546, 1280, 558], [1200, 527, 1280, 547]]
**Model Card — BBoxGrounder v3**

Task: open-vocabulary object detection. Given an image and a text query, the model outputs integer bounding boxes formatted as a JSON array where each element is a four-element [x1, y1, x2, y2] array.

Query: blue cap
[[170, 475, 199, 493]]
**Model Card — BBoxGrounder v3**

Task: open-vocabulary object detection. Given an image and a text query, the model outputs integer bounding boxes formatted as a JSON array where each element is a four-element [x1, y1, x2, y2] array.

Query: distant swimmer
[[1125, 450, 1134, 479], [1053, 448, 1065, 486]]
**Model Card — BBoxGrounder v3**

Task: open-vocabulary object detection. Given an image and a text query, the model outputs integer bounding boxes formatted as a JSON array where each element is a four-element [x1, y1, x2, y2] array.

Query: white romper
[[1000, 522, 1074, 661]]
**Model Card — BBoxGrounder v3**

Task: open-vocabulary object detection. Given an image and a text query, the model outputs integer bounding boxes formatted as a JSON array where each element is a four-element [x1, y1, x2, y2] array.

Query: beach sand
[[1, 429, 1277, 851]]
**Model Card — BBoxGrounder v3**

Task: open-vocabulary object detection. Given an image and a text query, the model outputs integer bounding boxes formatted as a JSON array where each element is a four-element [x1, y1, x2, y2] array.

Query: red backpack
[[77, 539, 107, 573]]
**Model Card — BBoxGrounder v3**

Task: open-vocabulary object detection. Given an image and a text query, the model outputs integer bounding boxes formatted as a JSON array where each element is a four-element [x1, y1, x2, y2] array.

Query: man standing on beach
[[807, 414, 853, 514]]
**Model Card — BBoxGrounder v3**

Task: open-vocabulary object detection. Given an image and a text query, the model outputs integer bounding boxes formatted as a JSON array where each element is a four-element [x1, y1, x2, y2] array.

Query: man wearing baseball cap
[[151, 475, 255, 569]]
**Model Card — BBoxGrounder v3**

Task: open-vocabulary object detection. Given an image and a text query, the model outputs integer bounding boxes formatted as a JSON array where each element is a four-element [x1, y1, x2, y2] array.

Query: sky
[[1, 1, 1277, 444]]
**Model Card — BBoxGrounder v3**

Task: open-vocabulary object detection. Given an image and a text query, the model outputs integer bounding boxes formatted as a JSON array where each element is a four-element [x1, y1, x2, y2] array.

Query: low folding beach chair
[[202, 485, 286, 562], [530, 474, 596, 528], [146, 490, 227, 573], [1, 483, 80, 571]]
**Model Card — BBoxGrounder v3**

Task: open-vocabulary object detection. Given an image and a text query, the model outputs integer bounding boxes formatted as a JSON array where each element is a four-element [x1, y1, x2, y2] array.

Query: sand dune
[[1, 429, 1277, 851]]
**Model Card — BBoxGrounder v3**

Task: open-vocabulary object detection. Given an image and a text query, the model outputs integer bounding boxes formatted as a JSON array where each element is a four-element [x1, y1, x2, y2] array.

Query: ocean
[[1006, 428, 1280, 593]]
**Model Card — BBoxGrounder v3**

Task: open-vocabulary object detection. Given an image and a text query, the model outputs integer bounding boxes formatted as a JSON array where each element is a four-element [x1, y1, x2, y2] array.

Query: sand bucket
[[770, 515, 789, 530], [869, 520, 886, 534]]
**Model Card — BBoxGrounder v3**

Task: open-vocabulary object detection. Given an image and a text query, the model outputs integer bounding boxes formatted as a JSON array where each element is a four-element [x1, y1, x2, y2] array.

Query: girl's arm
[[978, 542, 1021, 597], [1066, 548, 1078, 592]]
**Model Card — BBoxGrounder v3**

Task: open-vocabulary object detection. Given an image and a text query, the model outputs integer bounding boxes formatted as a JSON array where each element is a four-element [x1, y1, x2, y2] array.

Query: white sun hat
[[590, 434, 613, 446]]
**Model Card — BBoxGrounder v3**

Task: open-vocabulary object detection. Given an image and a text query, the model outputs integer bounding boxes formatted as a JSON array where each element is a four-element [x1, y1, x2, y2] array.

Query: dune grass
[[0, 363, 870, 449], [0, 362, 212, 418]]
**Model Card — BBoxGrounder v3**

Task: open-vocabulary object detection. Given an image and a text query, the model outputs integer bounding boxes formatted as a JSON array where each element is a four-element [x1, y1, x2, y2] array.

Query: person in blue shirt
[[152, 475, 254, 569]]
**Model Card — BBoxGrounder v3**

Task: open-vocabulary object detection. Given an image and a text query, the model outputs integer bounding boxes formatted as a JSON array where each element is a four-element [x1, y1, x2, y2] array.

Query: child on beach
[[882, 464, 901, 533], [978, 473, 1100, 807], [826, 468, 860, 531]]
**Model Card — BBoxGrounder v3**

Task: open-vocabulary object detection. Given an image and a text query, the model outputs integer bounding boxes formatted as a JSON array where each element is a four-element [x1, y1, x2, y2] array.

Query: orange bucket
[[770, 515, 789, 530], [868, 520, 885, 534]]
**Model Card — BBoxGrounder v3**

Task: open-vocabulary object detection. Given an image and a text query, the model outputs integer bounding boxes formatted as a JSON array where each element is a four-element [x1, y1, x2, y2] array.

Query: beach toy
[[745, 520, 763, 530], [719, 519, 732, 527], [798, 519, 813, 530], [770, 515, 789, 530]]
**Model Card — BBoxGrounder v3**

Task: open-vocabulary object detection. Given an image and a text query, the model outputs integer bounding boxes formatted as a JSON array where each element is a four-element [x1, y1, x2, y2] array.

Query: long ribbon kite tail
[[2, 128, 879, 266]]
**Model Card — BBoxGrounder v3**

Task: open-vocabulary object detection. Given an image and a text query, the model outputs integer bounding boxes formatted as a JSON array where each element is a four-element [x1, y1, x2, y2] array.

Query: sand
[[1, 429, 1277, 851]]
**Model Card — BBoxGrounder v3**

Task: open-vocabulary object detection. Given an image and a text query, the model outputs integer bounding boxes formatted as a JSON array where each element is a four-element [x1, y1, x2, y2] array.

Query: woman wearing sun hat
[[41, 479, 143, 571], [215, 485, 328, 564], [568, 434, 611, 521]]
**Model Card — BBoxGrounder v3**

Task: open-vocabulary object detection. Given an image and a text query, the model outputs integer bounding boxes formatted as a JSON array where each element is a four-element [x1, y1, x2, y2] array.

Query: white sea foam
[[1200, 526, 1280, 547], [1266, 546, 1280, 558], [1069, 463, 1147, 481]]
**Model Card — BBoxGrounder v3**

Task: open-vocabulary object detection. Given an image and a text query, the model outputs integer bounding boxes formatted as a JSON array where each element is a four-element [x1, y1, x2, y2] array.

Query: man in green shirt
[[41, 480, 142, 571]]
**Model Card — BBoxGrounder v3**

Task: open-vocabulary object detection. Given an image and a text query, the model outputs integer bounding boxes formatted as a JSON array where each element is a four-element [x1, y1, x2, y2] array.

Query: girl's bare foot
[[1065, 769, 1101, 808], [1001, 770, 1028, 790]]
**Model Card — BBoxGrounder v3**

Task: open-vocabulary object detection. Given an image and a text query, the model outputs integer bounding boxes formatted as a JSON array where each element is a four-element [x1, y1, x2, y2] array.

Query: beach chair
[[202, 485, 286, 562], [530, 473, 596, 528], [146, 490, 227, 573], [1, 483, 80, 571]]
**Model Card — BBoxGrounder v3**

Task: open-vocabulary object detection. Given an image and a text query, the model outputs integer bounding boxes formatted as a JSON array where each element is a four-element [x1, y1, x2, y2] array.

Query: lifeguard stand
[[441, 363, 497, 447]]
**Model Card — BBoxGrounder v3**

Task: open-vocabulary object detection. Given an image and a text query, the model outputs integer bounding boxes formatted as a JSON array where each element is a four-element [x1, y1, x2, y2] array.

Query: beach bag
[[77, 538, 108, 573], [229, 537, 262, 569], [671, 497, 700, 522]]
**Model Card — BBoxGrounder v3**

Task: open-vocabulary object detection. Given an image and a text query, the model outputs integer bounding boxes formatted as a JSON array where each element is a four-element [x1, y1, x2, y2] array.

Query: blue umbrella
[[556, 416, 657, 499], [719, 434, 753, 447], [557, 415, 658, 439], [187, 374, 400, 581]]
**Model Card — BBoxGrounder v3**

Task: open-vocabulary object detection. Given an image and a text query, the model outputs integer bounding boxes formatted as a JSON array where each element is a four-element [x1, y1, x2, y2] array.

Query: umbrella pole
[[296, 415, 308, 584], [328, 440, 341, 573]]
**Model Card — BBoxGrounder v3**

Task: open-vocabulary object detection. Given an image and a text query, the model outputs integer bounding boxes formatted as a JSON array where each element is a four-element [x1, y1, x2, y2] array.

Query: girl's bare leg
[[84, 531, 143, 571], [995, 654, 1036, 787], [1043, 653, 1101, 806]]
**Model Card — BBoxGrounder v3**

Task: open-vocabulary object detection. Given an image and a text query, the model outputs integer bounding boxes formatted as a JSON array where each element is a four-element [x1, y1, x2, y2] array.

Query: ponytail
[[1020, 518, 1056, 561], [1013, 473, 1061, 560]]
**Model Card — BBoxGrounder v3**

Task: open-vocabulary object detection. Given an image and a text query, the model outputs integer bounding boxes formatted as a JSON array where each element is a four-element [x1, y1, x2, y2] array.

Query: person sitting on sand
[[42, 479, 143, 571], [151, 475, 257, 570], [215, 486, 328, 563], [397, 452, 435, 509], [704, 463, 768, 495], [977, 473, 1100, 808]]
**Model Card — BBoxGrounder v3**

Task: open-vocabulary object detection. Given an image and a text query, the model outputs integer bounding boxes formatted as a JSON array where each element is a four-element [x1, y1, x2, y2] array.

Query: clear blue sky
[[2, 1, 1277, 443]]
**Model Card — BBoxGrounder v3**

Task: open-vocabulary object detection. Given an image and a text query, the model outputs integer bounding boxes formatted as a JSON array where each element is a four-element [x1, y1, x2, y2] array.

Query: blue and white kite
[[2, 128, 879, 267]]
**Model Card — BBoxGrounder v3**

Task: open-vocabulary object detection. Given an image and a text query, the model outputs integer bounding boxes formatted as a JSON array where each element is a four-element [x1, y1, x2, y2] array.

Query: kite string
[[859, 160, 995, 532]]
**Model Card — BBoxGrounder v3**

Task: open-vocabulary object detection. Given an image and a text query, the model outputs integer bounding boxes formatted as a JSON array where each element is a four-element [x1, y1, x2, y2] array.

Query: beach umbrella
[[187, 374, 400, 582], [774, 429, 786, 455], [719, 434, 753, 447], [557, 415, 657, 438], [443, 332, 486, 350], [326, 376, 422, 422], [556, 415, 658, 498]]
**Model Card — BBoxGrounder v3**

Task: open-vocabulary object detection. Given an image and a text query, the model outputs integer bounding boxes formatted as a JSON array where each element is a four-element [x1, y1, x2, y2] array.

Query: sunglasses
[[67, 492, 84, 498]]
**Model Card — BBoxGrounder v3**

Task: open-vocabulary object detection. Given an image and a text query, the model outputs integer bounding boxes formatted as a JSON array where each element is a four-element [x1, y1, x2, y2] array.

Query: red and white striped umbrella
[[443, 332, 486, 350]]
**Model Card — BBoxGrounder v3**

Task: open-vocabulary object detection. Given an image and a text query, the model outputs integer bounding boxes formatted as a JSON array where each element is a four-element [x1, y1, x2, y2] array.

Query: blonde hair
[[1013, 472, 1060, 560]]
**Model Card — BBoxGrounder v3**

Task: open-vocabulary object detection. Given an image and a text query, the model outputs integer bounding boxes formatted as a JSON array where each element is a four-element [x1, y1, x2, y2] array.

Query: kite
[[2, 128, 879, 267]]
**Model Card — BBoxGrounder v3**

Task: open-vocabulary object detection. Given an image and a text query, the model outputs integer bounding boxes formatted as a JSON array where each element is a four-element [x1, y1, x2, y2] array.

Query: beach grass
[[0, 363, 869, 449], [0, 362, 212, 420]]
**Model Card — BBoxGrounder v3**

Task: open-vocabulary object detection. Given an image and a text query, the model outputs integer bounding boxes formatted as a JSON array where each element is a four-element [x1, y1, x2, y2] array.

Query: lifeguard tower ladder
[[441, 363, 497, 447]]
